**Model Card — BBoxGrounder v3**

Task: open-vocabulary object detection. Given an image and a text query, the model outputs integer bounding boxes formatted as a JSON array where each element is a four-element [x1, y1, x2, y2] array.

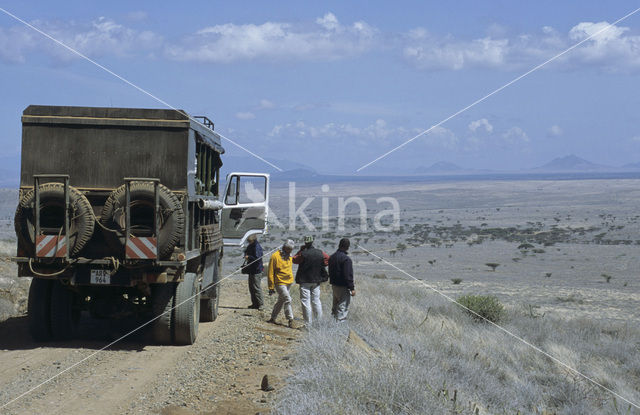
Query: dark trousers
[[248, 274, 263, 307]]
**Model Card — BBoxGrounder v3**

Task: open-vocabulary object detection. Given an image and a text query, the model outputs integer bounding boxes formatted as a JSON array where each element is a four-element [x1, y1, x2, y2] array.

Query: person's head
[[247, 234, 258, 244], [303, 235, 314, 248], [338, 238, 350, 251], [283, 239, 295, 254]]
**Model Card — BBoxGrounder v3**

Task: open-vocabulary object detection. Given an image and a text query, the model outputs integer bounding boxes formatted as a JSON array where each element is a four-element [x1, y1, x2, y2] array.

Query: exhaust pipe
[[198, 199, 223, 210]]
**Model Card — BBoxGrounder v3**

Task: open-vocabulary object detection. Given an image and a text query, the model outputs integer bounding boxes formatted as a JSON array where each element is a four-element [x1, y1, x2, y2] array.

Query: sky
[[1, 1, 640, 175]]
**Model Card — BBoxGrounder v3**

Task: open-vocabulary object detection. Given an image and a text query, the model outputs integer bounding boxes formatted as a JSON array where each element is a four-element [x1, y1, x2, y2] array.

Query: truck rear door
[[221, 173, 270, 246]]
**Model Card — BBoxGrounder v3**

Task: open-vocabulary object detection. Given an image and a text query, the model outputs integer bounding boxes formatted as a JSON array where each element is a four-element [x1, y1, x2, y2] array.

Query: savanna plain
[[0, 178, 639, 414]]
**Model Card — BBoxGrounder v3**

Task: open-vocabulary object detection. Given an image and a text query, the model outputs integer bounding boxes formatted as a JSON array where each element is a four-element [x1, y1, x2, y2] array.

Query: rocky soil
[[0, 277, 300, 415]]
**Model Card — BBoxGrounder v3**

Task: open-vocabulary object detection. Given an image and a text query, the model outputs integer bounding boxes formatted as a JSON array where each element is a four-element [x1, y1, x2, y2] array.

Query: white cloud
[[258, 99, 275, 109], [0, 17, 161, 64], [502, 126, 529, 144], [548, 125, 563, 137], [267, 118, 458, 150], [403, 21, 640, 72], [235, 111, 255, 120], [166, 12, 377, 63], [468, 118, 493, 133]]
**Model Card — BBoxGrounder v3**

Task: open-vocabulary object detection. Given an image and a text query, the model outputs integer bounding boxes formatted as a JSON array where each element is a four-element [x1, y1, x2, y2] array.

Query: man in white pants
[[293, 236, 329, 328]]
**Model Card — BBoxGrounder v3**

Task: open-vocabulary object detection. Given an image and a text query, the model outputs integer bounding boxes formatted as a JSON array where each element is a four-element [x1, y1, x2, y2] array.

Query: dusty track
[[0, 279, 299, 415]]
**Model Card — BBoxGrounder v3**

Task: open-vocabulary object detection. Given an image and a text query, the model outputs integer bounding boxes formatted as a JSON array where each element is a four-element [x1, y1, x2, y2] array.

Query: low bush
[[456, 294, 504, 323]]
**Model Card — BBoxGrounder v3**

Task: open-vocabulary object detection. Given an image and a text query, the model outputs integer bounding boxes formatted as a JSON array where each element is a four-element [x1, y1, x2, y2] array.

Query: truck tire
[[15, 183, 95, 257], [174, 272, 199, 345], [151, 283, 175, 344], [101, 182, 184, 259], [28, 278, 53, 342], [200, 287, 219, 322], [50, 282, 80, 340]]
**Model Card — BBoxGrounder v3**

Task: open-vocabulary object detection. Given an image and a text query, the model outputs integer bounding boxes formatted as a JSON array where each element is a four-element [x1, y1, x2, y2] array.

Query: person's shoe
[[248, 304, 259, 309], [267, 318, 277, 324], [288, 319, 295, 328]]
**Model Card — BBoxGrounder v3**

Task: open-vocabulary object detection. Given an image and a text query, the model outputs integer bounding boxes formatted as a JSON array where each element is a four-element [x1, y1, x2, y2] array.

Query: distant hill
[[621, 162, 640, 170], [535, 155, 608, 172], [412, 161, 463, 174], [220, 156, 315, 177]]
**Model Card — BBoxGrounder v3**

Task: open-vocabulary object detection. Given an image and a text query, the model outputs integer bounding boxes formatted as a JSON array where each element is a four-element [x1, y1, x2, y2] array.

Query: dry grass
[[275, 278, 640, 415]]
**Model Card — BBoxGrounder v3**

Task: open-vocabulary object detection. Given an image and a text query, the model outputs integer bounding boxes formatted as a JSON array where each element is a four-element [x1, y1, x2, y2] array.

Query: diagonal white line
[[356, 244, 640, 410], [356, 6, 640, 172], [0, 7, 283, 173], [0, 245, 279, 410], [138, 237, 158, 256]]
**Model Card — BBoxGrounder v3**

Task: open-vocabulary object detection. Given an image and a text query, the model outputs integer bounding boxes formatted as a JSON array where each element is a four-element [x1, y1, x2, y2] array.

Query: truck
[[12, 105, 270, 345]]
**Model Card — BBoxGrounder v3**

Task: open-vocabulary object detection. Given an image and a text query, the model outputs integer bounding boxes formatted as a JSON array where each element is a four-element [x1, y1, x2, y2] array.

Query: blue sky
[[1, 1, 640, 175]]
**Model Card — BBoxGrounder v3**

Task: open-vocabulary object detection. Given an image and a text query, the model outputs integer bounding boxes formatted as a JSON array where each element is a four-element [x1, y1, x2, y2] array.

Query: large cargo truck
[[12, 105, 269, 345]]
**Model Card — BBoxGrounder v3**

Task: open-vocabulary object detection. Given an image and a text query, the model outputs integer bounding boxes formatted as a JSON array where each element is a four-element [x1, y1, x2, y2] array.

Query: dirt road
[[0, 278, 299, 415]]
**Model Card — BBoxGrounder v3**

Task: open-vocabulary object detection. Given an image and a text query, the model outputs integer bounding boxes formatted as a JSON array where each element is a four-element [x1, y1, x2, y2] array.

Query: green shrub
[[456, 295, 505, 323], [451, 278, 463, 285]]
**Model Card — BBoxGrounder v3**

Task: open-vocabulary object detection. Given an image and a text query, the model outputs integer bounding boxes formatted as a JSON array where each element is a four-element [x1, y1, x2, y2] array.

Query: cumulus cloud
[[502, 126, 529, 144], [547, 125, 563, 137], [165, 12, 377, 63], [268, 119, 459, 150], [258, 99, 275, 109], [403, 21, 640, 72], [468, 118, 493, 133], [235, 111, 255, 120], [0, 17, 161, 64]]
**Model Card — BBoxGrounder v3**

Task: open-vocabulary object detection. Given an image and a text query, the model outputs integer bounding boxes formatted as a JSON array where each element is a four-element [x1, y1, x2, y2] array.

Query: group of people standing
[[242, 235, 355, 329]]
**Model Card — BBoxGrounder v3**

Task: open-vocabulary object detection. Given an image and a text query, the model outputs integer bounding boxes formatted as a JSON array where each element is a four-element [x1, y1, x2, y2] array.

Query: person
[[267, 239, 295, 328], [243, 234, 264, 309], [292, 235, 329, 328], [329, 238, 355, 321]]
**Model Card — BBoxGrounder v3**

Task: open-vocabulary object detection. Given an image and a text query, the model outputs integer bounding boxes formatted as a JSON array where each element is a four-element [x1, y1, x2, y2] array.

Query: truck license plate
[[90, 269, 111, 285]]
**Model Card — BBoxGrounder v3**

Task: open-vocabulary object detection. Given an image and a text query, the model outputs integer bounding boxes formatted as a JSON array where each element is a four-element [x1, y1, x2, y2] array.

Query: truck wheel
[[200, 286, 219, 322], [50, 282, 81, 340], [15, 183, 95, 257], [101, 182, 184, 259], [174, 273, 199, 345], [28, 278, 53, 342], [151, 283, 175, 344]]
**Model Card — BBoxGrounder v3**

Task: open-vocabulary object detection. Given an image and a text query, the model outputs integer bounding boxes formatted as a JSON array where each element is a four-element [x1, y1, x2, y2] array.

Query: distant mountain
[[220, 156, 316, 177], [272, 168, 320, 181], [412, 161, 463, 174], [622, 162, 640, 170], [535, 155, 608, 172]]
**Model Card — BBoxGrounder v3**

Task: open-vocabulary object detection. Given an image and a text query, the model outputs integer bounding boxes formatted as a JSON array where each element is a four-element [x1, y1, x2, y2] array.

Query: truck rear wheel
[[151, 283, 175, 344], [28, 278, 53, 342], [50, 282, 81, 340], [174, 273, 199, 345]]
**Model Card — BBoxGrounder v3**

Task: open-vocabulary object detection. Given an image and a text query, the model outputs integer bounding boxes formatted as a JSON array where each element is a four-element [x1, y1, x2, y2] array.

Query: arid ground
[[0, 178, 639, 414]]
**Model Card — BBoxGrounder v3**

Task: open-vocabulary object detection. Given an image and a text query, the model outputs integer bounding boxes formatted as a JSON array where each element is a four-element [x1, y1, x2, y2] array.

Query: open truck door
[[221, 172, 270, 246]]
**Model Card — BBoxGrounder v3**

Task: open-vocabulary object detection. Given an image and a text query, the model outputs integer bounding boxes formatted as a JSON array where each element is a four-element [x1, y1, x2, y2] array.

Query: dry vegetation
[[275, 278, 640, 414]]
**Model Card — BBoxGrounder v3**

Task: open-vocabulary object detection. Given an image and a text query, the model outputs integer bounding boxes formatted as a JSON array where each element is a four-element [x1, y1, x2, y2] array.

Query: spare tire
[[101, 182, 184, 259], [15, 183, 95, 257]]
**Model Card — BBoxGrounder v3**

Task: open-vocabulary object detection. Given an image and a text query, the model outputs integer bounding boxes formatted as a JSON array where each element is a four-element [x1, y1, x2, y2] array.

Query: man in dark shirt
[[293, 235, 329, 328], [328, 238, 356, 321], [244, 234, 264, 309]]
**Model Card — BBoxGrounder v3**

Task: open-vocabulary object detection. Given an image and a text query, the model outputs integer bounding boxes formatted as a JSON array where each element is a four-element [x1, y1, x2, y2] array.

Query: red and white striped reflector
[[36, 235, 67, 258], [126, 236, 157, 259]]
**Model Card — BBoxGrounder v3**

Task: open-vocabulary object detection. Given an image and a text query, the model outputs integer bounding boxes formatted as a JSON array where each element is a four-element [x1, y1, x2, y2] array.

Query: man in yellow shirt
[[267, 239, 295, 328]]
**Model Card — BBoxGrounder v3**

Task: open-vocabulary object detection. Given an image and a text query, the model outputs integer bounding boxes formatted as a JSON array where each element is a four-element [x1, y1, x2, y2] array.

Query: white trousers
[[299, 283, 322, 325]]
